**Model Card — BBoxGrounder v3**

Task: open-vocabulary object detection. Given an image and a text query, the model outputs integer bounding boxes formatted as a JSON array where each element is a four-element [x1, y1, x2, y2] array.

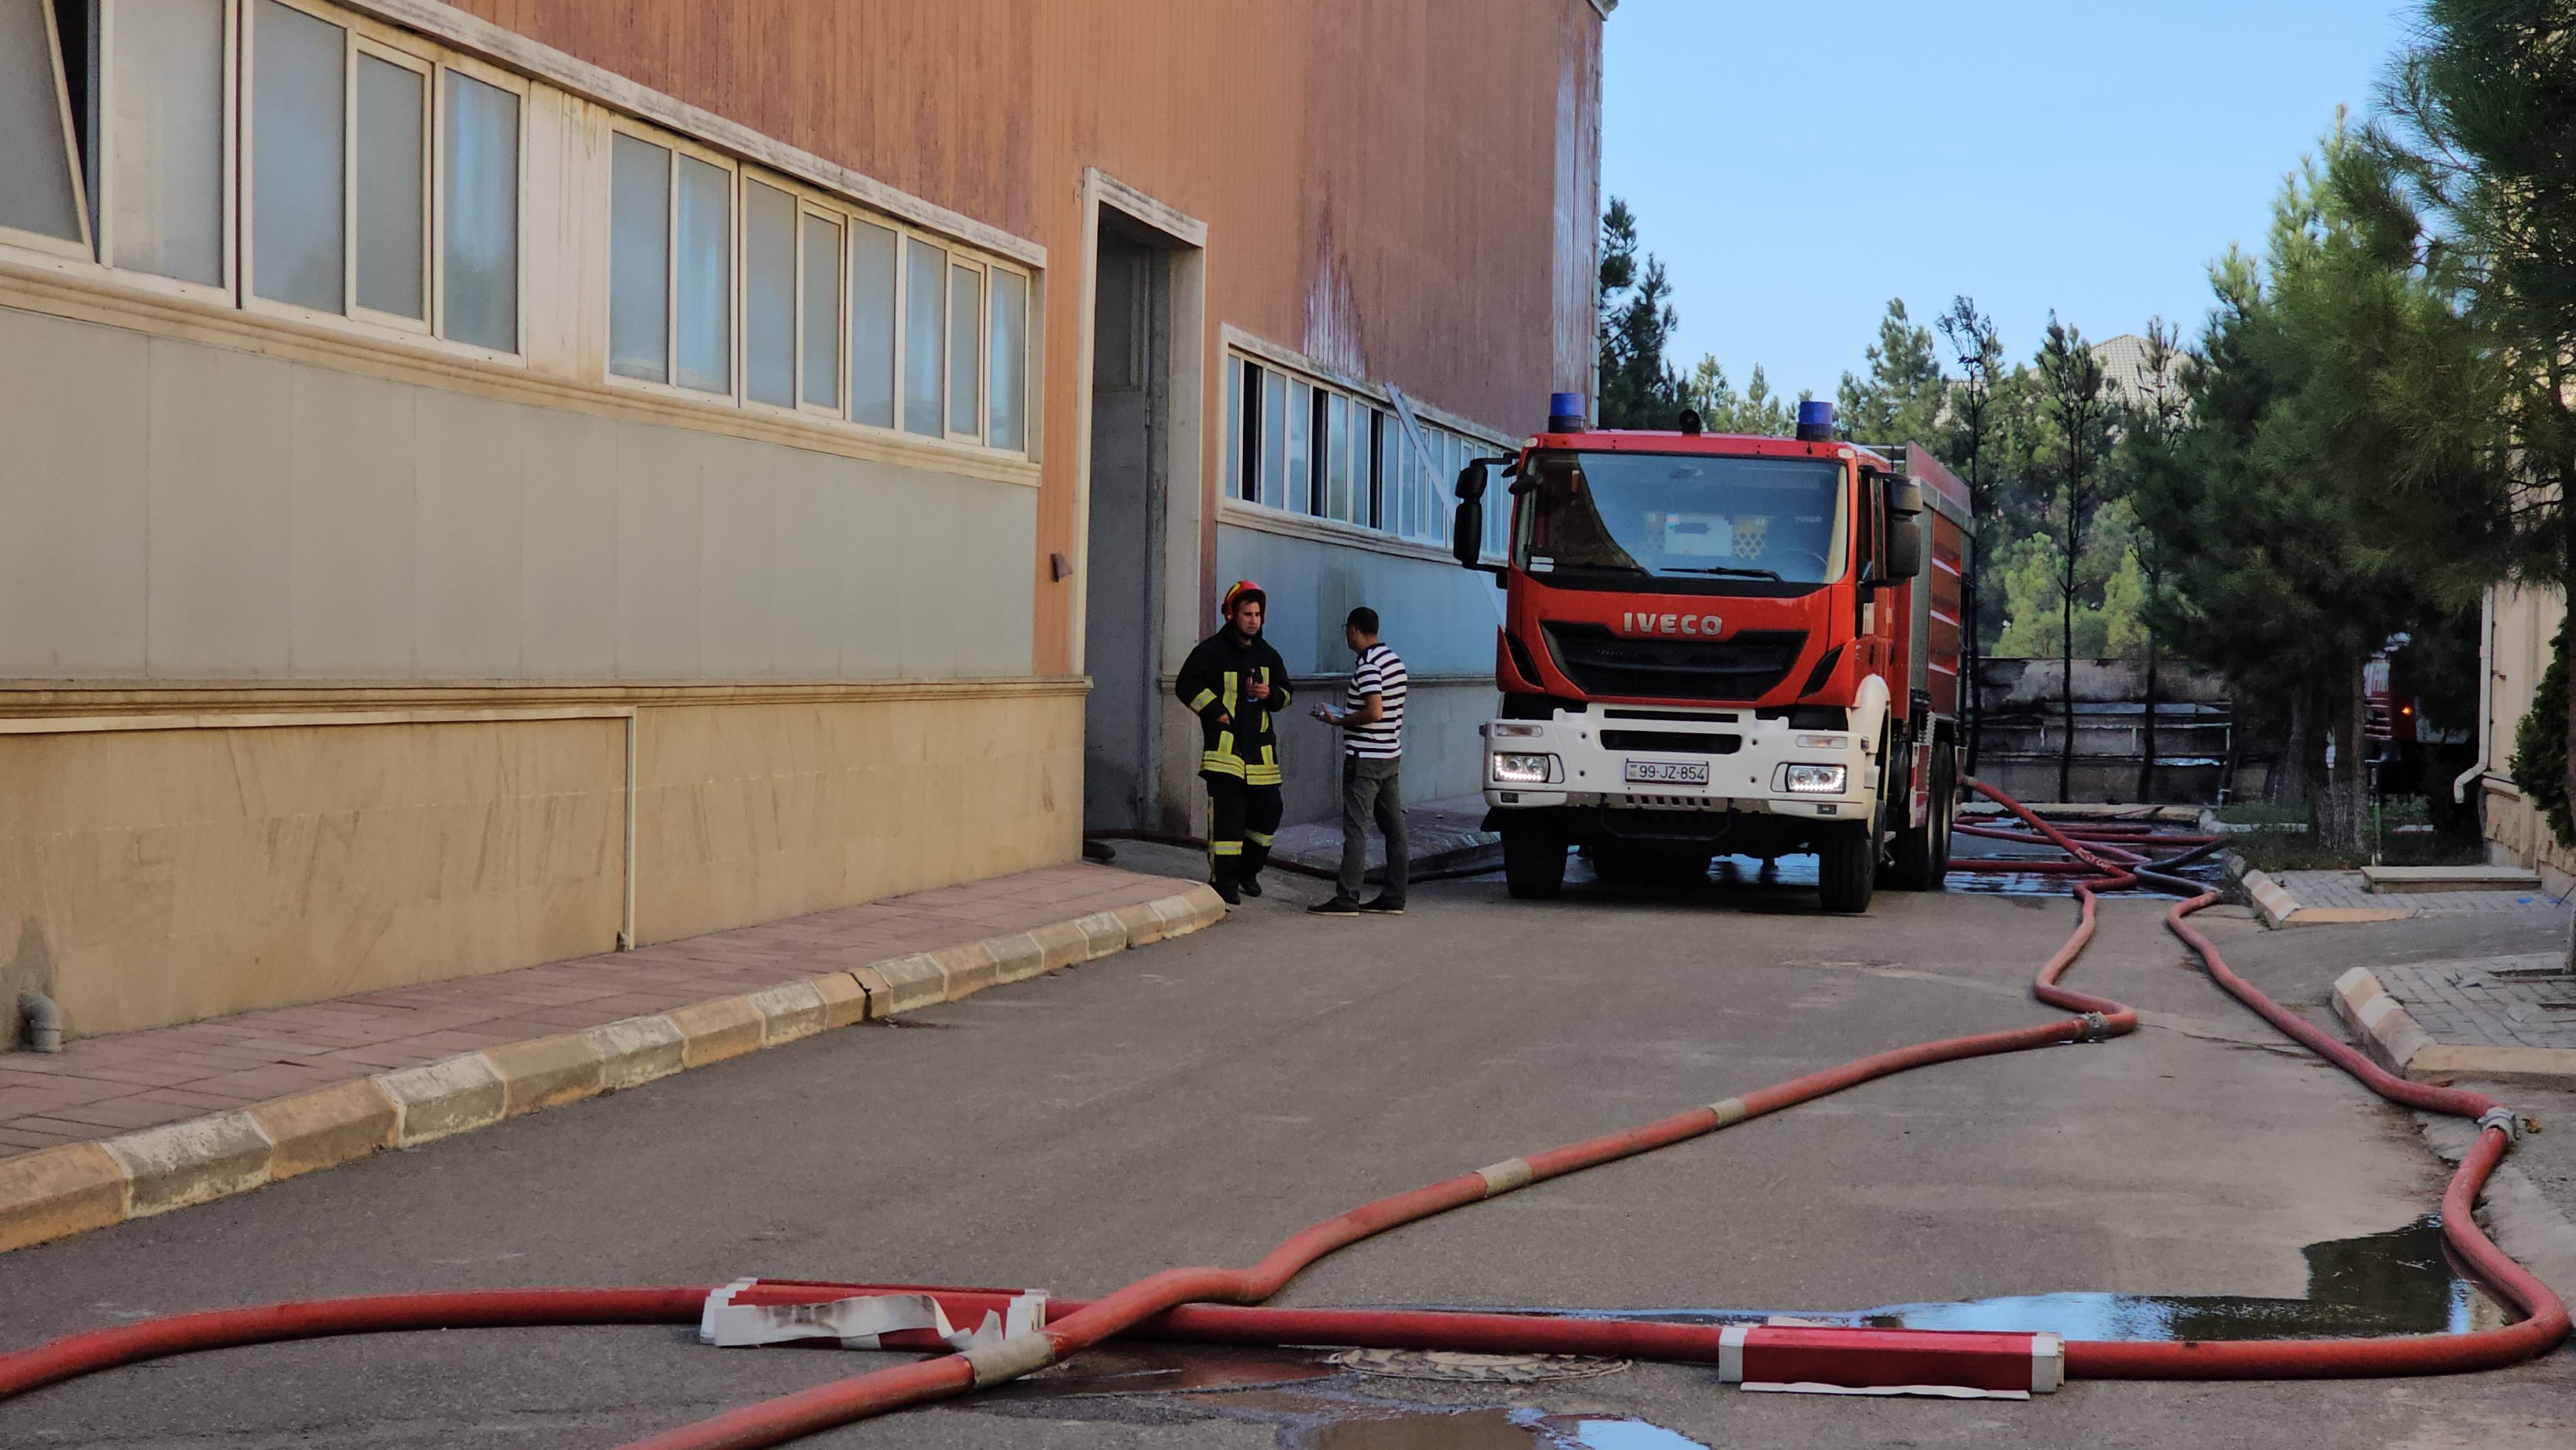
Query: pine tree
[[2034, 315, 2116, 802], [1935, 297, 2005, 772], [1837, 299, 1947, 446], [1596, 200, 1686, 428]]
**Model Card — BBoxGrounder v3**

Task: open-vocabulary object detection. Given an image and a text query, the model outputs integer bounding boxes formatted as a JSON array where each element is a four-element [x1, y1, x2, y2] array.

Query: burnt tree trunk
[[2313, 659, 2369, 851], [2136, 630, 2160, 804], [2058, 590, 2077, 803]]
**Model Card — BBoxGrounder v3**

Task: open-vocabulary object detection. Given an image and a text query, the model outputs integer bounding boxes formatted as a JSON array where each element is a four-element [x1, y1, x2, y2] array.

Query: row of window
[[1223, 353, 1508, 558], [605, 131, 1028, 449], [0, 0, 1029, 453]]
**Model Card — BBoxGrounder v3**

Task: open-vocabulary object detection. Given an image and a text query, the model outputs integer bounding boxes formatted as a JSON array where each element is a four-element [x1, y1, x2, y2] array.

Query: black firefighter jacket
[[1175, 628, 1293, 787]]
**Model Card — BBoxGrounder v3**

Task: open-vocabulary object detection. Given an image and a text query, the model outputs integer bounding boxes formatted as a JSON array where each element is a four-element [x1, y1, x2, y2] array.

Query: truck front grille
[[1540, 624, 1808, 702], [1600, 730, 1742, 755]]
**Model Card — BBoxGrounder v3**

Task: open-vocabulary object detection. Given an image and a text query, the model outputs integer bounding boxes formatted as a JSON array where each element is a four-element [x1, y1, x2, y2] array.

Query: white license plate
[[1624, 759, 1710, 786]]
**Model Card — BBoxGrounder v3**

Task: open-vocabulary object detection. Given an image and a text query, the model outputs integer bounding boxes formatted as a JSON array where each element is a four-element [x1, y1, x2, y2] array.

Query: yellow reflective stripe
[[1200, 753, 1246, 777], [1245, 831, 1274, 847], [1223, 673, 1239, 712], [1209, 841, 1244, 856], [1188, 688, 1217, 711], [1245, 764, 1283, 786]]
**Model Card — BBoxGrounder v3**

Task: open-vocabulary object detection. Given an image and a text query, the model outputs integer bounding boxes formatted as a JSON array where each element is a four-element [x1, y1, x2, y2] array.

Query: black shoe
[[1211, 877, 1241, 906], [1239, 875, 1264, 898], [1308, 895, 1363, 916], [1359, 896, 1406, 915]]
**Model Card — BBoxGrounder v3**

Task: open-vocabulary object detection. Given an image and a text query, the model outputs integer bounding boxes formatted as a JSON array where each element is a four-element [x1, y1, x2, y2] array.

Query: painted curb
[[2244, 870, 2411, 929], [0, 885, 1227, 1254], [2332, 966, 2576, 1088]]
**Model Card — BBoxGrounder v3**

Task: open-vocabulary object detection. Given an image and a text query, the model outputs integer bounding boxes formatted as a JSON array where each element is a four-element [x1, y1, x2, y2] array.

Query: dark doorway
[[1083, 223, 1173, 831]]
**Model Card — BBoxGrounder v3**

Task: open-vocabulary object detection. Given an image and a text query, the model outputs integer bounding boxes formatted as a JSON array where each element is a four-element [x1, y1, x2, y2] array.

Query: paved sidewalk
[[0, 864, 1185, 1162], [1268, 791, 1497, 881], [2376, 954, 2576, 1053], [2276, 869, 2564, 917]]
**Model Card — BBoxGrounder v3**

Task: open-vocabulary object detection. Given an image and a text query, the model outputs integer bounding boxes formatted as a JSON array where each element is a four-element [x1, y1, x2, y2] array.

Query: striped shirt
[[1343, 643, 1408, 759]]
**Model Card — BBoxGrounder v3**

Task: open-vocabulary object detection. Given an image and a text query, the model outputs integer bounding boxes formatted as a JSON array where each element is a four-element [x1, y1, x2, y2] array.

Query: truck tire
[[1888, 742, 1955, 890], [1817, 822, 1877, 913], [1501, 822, 1567, 899]]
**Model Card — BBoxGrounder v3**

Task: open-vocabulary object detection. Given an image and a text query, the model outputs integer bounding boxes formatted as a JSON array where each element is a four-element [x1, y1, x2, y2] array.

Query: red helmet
[[1221, 579, 1267, 618]]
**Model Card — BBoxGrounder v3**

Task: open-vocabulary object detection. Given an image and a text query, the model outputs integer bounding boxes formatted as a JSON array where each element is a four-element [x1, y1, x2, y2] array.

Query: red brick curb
[[0, 887, 1226, 1254]]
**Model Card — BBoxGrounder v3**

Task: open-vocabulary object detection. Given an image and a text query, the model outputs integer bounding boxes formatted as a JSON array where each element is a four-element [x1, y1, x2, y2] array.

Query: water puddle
[[960, 1224, 2474, 1442], [1459, 1218, 2497, 1343]]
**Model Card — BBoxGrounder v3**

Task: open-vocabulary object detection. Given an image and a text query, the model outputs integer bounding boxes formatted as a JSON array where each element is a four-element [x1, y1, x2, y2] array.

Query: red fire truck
[[1448, 395, 1973, 912]]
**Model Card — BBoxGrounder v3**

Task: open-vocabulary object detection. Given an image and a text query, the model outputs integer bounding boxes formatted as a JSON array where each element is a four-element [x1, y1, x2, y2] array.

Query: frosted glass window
[[441, 71, 518, 350], [800, 212, 841, 408], [848, 219, 896, 427], [1260, 370, 1286, 511], [1368, 411, 1387, 529], [742, 179, 794, 406], [0, 0, 84, 245], [1285, 381, 1311, 515], [987, 267, 1028, 451], [1224, 358, 1243, 501], [608, 133, 669, 382], [947, 264, 981, 436], [674, 155, 729, 394], [1326, 394, 1352, 522], [903, 238, 944, 436], [252, 0, 346, 312], [354, 55, 426, 319], [108, 0, 225, 281]]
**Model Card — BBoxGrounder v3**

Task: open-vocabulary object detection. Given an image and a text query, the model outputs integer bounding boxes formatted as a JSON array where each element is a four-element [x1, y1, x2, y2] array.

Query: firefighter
[[1175, 580, 1293, 905]]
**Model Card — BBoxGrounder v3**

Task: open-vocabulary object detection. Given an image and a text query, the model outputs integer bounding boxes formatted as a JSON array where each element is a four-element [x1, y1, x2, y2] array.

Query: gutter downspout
[[2452, 589, 2494, 804]]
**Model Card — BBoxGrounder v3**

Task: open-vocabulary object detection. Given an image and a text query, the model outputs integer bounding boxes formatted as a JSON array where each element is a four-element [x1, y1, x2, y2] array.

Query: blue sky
[[1600, 0, 2413, 399]]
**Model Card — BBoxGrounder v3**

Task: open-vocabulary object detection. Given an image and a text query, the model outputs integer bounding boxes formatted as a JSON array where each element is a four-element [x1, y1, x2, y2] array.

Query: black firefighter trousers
[[1206, 776, 1283, 891]]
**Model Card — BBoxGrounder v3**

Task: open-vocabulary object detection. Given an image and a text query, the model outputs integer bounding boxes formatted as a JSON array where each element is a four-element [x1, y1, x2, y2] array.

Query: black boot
[[1210, 854, 1242, 906]]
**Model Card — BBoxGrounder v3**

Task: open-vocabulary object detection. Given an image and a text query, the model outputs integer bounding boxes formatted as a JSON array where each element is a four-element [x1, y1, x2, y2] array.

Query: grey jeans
[[1338, 755, 1408, 903]]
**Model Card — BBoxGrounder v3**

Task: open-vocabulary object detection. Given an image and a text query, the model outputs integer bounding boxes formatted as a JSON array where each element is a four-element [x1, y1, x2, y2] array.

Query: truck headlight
[[1492, 753, 1555, 784], [1784, 764, 1848, 794], [1490, 722, 1544, 739]]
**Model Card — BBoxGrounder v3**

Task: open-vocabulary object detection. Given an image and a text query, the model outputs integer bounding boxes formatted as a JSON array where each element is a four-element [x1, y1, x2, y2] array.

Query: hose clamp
[[2477, 1107, 2526, 1144], [2078, 1012, 2110, 1043]]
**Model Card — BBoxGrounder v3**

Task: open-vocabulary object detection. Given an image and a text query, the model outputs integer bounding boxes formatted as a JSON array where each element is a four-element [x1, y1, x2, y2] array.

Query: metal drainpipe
[[2452, 590, 2495, 805], [17, 992, 62, 1053]]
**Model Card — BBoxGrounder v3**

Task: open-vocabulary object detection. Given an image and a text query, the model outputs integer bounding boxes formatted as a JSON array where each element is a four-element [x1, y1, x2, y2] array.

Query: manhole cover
[[1329, 1348, 1630, 1382]]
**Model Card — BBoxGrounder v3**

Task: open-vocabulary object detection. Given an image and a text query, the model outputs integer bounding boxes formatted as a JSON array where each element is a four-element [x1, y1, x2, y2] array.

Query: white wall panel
[[1, 309, 1036, 684], [289, 366, 418, 675], [146, 337, 294, 675], [0, 310, 148, 675]]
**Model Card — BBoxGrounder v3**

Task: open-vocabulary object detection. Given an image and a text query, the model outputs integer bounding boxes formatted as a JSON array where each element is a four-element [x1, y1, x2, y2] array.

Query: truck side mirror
[[1452, 460, 1488, 570], [1881, 477, 1925, 581]]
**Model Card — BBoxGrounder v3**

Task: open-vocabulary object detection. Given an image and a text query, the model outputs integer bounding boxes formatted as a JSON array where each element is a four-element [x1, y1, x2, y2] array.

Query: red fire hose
[[0, 778, 2562, 1444]]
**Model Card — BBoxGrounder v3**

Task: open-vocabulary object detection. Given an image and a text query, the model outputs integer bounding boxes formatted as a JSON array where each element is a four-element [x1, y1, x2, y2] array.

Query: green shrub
[[2508, 618, 2574, 849]]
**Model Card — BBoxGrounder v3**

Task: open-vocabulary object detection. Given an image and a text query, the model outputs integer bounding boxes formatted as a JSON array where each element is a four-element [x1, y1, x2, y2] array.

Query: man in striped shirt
[[1309, 607, 1409, 916]]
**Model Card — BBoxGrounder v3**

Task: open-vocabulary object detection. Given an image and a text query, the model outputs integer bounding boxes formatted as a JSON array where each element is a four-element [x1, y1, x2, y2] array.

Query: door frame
[[1070, 170, 1208, 831]]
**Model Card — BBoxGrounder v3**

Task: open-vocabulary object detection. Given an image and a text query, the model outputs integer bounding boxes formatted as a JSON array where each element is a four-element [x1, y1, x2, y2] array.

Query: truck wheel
[[1888, 743, 1955, 890], [1501, 822, 1567, 900], [1817, 822, 1877, 914]]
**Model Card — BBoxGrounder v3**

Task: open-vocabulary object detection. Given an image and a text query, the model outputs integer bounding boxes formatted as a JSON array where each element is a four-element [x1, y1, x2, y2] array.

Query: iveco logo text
[[1620, 612, 1721, 637]]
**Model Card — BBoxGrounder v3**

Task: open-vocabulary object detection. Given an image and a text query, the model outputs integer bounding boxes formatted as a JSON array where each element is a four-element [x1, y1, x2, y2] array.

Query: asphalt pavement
[[0, 843, 2568, 1448]]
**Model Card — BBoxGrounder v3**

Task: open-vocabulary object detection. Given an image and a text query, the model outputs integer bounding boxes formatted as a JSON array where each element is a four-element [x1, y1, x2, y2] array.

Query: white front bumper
[[1481, 707, 1878, 820]]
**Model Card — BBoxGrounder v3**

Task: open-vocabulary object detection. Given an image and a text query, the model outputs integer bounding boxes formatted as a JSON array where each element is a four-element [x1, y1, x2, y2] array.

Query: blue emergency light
[[1549, 392, 1587, 432], [1795, 399, 1835, 442]]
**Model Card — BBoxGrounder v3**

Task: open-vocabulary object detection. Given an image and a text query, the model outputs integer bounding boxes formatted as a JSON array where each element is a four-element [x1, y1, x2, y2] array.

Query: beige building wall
[[2475, 583, 2575, 889]]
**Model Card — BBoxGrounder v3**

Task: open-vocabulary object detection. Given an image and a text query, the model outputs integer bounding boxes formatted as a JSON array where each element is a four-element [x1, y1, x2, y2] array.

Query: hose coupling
[[2077, 1012, 2110, 1043], [2476, 1107, 2529, 1144]]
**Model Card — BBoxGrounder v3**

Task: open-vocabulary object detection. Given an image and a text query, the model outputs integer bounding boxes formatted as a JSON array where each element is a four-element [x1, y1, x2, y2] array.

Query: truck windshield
[[1516, 451, 1847, 590]]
